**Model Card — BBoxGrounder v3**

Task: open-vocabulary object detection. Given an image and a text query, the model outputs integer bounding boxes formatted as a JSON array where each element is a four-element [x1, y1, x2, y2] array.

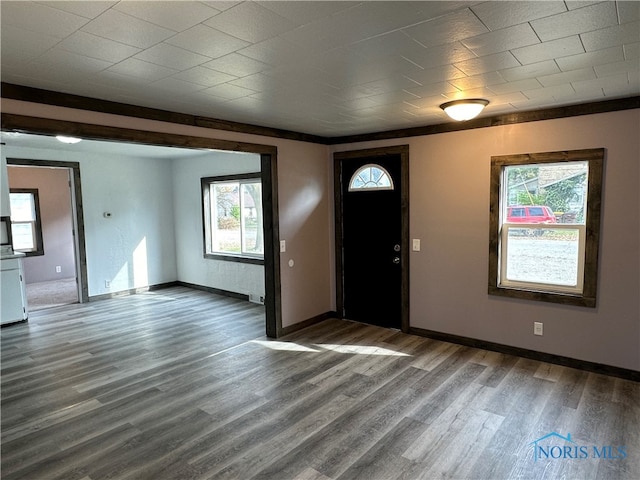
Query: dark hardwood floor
[[1, 286, 638, 480]]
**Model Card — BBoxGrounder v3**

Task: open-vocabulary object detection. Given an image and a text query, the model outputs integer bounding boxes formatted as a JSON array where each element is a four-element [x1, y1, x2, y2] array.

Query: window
[[488, 149, 604, 307], [201, 173, 263, 263], [9, 189, 44, 256], [349, 164, 394, 191]]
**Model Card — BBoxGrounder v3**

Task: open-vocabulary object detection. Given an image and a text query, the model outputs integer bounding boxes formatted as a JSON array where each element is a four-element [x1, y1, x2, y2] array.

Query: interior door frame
[[334, 145, 410, 333], [6, 159, 88, 304], [1, 113, 282, 338]]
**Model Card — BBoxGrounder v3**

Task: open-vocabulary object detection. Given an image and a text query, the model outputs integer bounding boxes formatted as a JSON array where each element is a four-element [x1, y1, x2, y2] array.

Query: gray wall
[[334, 109, 640, 371], [2, 98, 637, 372], [7, 165, 75, 284]]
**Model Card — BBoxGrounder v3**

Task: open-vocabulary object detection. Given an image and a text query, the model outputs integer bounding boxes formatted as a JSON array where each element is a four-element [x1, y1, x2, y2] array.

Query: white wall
[[171, 151, 264, 297], [1, 145, 178, 297]]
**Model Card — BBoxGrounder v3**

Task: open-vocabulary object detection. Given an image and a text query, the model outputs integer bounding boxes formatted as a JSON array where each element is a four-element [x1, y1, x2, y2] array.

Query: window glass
[[489, 150, 603, 307], [10, 192, 36, 222], [9, 190, 44, 255], [349, 164, 394, 191], [202, 174, 263, 262]]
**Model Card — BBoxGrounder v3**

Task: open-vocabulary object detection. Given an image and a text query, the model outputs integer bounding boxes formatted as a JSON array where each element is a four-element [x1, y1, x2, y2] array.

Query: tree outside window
[[489, 149, 604, 307], [202, 174, 263, 263]]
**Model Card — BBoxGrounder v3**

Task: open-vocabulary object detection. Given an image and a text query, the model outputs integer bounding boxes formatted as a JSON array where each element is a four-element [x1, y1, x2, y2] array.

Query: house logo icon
[[529, 432, 576, 462]]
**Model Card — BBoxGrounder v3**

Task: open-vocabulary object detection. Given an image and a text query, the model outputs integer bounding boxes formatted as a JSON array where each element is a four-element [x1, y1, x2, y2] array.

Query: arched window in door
[[348, 164, 394, 191]]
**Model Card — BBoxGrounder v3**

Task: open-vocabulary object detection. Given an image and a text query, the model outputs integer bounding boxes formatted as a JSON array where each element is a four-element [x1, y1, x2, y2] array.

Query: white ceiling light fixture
[[440, 99, 490, 121], [56, 135, 82, 144]]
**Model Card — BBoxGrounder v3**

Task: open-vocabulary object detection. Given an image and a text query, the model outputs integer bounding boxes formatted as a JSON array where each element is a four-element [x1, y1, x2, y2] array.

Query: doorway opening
[[1, 115, 282, 337], [7, 159, 87, 310], [334, 145, 410, 332]]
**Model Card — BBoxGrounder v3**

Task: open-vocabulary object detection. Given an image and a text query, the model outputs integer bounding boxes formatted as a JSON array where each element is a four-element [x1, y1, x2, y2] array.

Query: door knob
[[393, 257, 400, 264], [393, 244, 400, 252]]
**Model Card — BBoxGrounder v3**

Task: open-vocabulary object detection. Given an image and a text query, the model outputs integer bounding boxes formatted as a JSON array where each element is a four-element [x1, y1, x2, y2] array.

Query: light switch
[[412, 239, 421, 251], [280, 240, 286, 253]]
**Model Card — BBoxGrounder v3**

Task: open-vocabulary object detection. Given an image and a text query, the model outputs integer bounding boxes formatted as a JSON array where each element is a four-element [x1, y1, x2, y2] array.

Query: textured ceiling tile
[[581, 21, 640, 51], [470, 1, 567, 31], [202, 83, 257, 100], [149, 77, 207, 94], [171, 66, 236, 87], [537, 67, 597, 87], [166, 24, 249, 58], [488, 78, 543, 95], [90, 70, 154, 90], [618, 1, 640, 23], [81, 9, 175, 48], [228, 72, 277, 92], [134, 43, 210, 71], [35, 48, 113, 74], [454, 51, 521, 76], [349, 31, 425, 62], [531, 2, 618, 42], [114, 1, 220, 32], [402, 42, 476, 70], [484, 91, 529, 106], [238, 36, 308, 66], [556, 46, 625, 72], [602, 75, 639, 97], [278, 13, 367, 54], [449, 71, 506, 91], [572, 72, 630, 94], [56, 31, 142, 64], [406, 81, 460, 98], [204, 2, 297, 43], [39, 1, 117, 19], [511, 36, 584, 65], [403, 9, 489, 48], [524, 83, 577, 100], [202, 53, 271, 77], [404, 64, 467, 86], [499, 60, 561, 82], [594, 58, 640, 77], [565, 1, 606, 11], [624, 43, 640, 61], [1, 24, 61, 60], [1, 1, 89, 38], [260, 1, 358, 25], [1, 1, 638, 137], [462, 23, 540, 57], [106, 58, 178, 82]]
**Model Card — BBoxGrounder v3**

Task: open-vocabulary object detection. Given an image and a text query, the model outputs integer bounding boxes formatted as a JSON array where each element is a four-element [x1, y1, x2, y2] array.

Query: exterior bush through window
[[488, 149, 604, 307]]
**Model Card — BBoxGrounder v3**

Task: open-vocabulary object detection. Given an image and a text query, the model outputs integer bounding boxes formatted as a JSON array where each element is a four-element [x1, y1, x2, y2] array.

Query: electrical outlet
[[105, 280, 111, 289], [534, 322, 543, 336], [55, 265, 62, 273]]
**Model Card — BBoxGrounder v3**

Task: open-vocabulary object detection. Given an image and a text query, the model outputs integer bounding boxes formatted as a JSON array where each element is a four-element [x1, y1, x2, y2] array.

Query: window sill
[[488, 285, 596, 308], [204, 252, 264, 265]]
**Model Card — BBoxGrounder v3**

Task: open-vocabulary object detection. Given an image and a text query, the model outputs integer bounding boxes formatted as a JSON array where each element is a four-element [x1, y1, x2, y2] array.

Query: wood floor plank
[[2, 286, 638, 480]]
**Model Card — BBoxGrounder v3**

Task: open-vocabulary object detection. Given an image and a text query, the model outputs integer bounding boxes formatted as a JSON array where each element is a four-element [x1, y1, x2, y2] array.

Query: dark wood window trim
[[488, 148, 605, 307], [201, 172, 264, 265], [9, 188, 44, 256]]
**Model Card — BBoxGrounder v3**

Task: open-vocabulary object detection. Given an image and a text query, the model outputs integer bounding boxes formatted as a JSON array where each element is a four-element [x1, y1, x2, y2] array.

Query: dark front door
[[336, 147, 408, 330]]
